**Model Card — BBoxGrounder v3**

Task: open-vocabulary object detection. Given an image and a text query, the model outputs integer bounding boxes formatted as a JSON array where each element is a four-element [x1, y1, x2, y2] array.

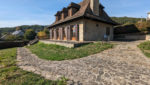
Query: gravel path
[[17, 41, 150, 85]]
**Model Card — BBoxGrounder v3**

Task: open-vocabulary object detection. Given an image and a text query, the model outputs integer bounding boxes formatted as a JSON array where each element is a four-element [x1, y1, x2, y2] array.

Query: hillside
[[0, 17, 147, 35], [0, 25, 47, 34], [111, 17, 146, 24]]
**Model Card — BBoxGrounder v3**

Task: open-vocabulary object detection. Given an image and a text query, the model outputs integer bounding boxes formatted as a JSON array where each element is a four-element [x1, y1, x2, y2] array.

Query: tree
[[43, 28, 50, 37], [0, 31, 1, 37], [24, 29, 36, 40], [16, 27, 22, 31]]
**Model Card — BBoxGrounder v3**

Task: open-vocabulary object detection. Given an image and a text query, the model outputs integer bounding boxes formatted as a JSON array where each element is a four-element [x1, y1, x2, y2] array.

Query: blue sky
[[0, 0, 150, 27]]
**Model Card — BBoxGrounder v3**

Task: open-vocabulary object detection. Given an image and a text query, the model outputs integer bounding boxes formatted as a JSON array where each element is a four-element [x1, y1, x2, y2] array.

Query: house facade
[[48, 0, 117, 42]]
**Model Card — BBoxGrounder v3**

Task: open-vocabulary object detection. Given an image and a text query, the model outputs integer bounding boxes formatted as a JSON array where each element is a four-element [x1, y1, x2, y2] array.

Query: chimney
[[90, 0, 100, 16], [147, 12, 150, 21]]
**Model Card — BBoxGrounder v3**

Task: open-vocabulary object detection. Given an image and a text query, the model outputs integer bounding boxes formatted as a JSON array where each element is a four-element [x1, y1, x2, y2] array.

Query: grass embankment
[[138, 41, 150, 58], [27, 42, 113, 61], [0, 48, 66, 85]]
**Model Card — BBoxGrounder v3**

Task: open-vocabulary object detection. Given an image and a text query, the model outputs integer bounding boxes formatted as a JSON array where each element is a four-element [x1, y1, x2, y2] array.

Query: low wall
[[114, 34, 150, 41], [40, 40, 92, 48], [0, 41, 29, 49]]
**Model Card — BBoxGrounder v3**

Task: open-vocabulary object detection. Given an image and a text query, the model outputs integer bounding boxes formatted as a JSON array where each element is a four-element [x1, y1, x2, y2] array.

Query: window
[[106, 27, 110, 36], [96, 24, 99, 27]]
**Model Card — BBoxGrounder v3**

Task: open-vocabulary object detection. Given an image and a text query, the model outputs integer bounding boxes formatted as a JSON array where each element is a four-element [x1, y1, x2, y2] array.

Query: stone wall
[[115, 34, 150, 40], [83, 19, 114, 41], [50, 19, 114, 42], [0, 41, 29, 49]]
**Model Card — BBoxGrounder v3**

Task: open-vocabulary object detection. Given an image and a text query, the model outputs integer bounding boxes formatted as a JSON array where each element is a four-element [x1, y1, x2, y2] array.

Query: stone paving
[[17, 41, 150, 85]]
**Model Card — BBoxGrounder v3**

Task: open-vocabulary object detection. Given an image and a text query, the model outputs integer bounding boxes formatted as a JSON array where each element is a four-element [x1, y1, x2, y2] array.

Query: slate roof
[[49, 0, 118, 28]]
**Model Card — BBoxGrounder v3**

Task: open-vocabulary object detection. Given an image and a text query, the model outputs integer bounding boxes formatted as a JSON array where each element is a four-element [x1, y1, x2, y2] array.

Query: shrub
[[135, 21, 150, 32], [37, 28, 49, 39], [24, 29, 36, 40], [5, 35, 18, 41], [37, 31, 48, 39], [43, 28, 50, 36]]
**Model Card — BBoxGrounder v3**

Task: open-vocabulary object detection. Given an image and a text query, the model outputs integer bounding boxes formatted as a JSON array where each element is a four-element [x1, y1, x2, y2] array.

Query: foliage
[[37, 31, 48, 39], [37, 28, 49, 39], [114, 21, 150, 34], [0, 25, 47, 35], [0, 48, 67, 85], [135, 21, 150, 32], [16, 27, 22, 31], [44, 28, 50, 35], [111, 16, 146, 25], [5, 35, 23, 41], [138, 41, 150, 58], [114, 24, 140, 34], [24, 29, 36, 40], [0, 32, 2, 38], [27, 42, 113, 61]]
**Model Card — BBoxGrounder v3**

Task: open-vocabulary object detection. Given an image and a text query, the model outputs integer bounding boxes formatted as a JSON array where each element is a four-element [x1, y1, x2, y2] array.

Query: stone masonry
[[17, 41, 150, 85]]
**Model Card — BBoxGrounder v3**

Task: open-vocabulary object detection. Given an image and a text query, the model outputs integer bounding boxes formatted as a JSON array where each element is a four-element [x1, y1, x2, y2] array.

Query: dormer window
[[68, 2, 80, 17], [61, 8, 68, 20], [55, 11, 61, 22]]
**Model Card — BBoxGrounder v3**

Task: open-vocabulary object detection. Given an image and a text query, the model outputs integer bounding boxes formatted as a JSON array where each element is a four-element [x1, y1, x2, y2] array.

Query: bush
[[24, 29, 36, 40], [43, 28, 50, 36], [135, 21, 150, 32], [37, 28, 49, 39], [5, 35, 18, 41], [37, 31, 48, 39]]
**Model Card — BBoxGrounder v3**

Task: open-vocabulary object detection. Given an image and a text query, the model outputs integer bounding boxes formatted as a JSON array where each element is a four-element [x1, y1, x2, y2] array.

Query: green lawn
[[0, 48, 67, 85], [27, 42, 113, 61], [138, 41, 150, 58]]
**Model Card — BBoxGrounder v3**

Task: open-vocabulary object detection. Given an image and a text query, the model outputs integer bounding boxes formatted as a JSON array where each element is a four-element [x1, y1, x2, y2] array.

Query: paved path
[[17, 41, 150, 85]]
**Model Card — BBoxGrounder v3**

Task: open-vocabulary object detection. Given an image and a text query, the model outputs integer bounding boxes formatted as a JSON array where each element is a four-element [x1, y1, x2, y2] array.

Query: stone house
[[48, 0, 117, 42]]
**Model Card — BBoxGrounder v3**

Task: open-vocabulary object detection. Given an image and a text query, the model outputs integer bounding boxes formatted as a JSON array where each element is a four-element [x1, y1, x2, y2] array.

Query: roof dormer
[[61, 7, 68, 20], [68, 2, 80, 16], [55, 11, 61, 22]]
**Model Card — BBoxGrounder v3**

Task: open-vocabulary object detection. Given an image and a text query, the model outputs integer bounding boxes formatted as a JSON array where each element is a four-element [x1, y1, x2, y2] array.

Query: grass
[[0, 48, 67, 85], [138, 41, 150, 58], [27, 42, 113, 61]]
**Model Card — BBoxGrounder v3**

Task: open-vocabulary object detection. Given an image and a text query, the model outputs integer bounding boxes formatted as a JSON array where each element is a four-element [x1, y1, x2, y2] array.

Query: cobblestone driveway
[[17, 41, 150, 85]]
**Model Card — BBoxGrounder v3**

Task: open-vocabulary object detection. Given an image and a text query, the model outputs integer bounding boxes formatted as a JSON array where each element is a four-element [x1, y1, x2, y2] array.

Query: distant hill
[[0, 17, 147, 35], [0, 25, 47, 35], [111, 17, 146, 25]]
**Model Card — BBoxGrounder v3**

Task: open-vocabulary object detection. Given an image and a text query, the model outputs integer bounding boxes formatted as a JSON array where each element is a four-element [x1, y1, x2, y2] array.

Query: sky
[[0, 0, 150, 27]]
